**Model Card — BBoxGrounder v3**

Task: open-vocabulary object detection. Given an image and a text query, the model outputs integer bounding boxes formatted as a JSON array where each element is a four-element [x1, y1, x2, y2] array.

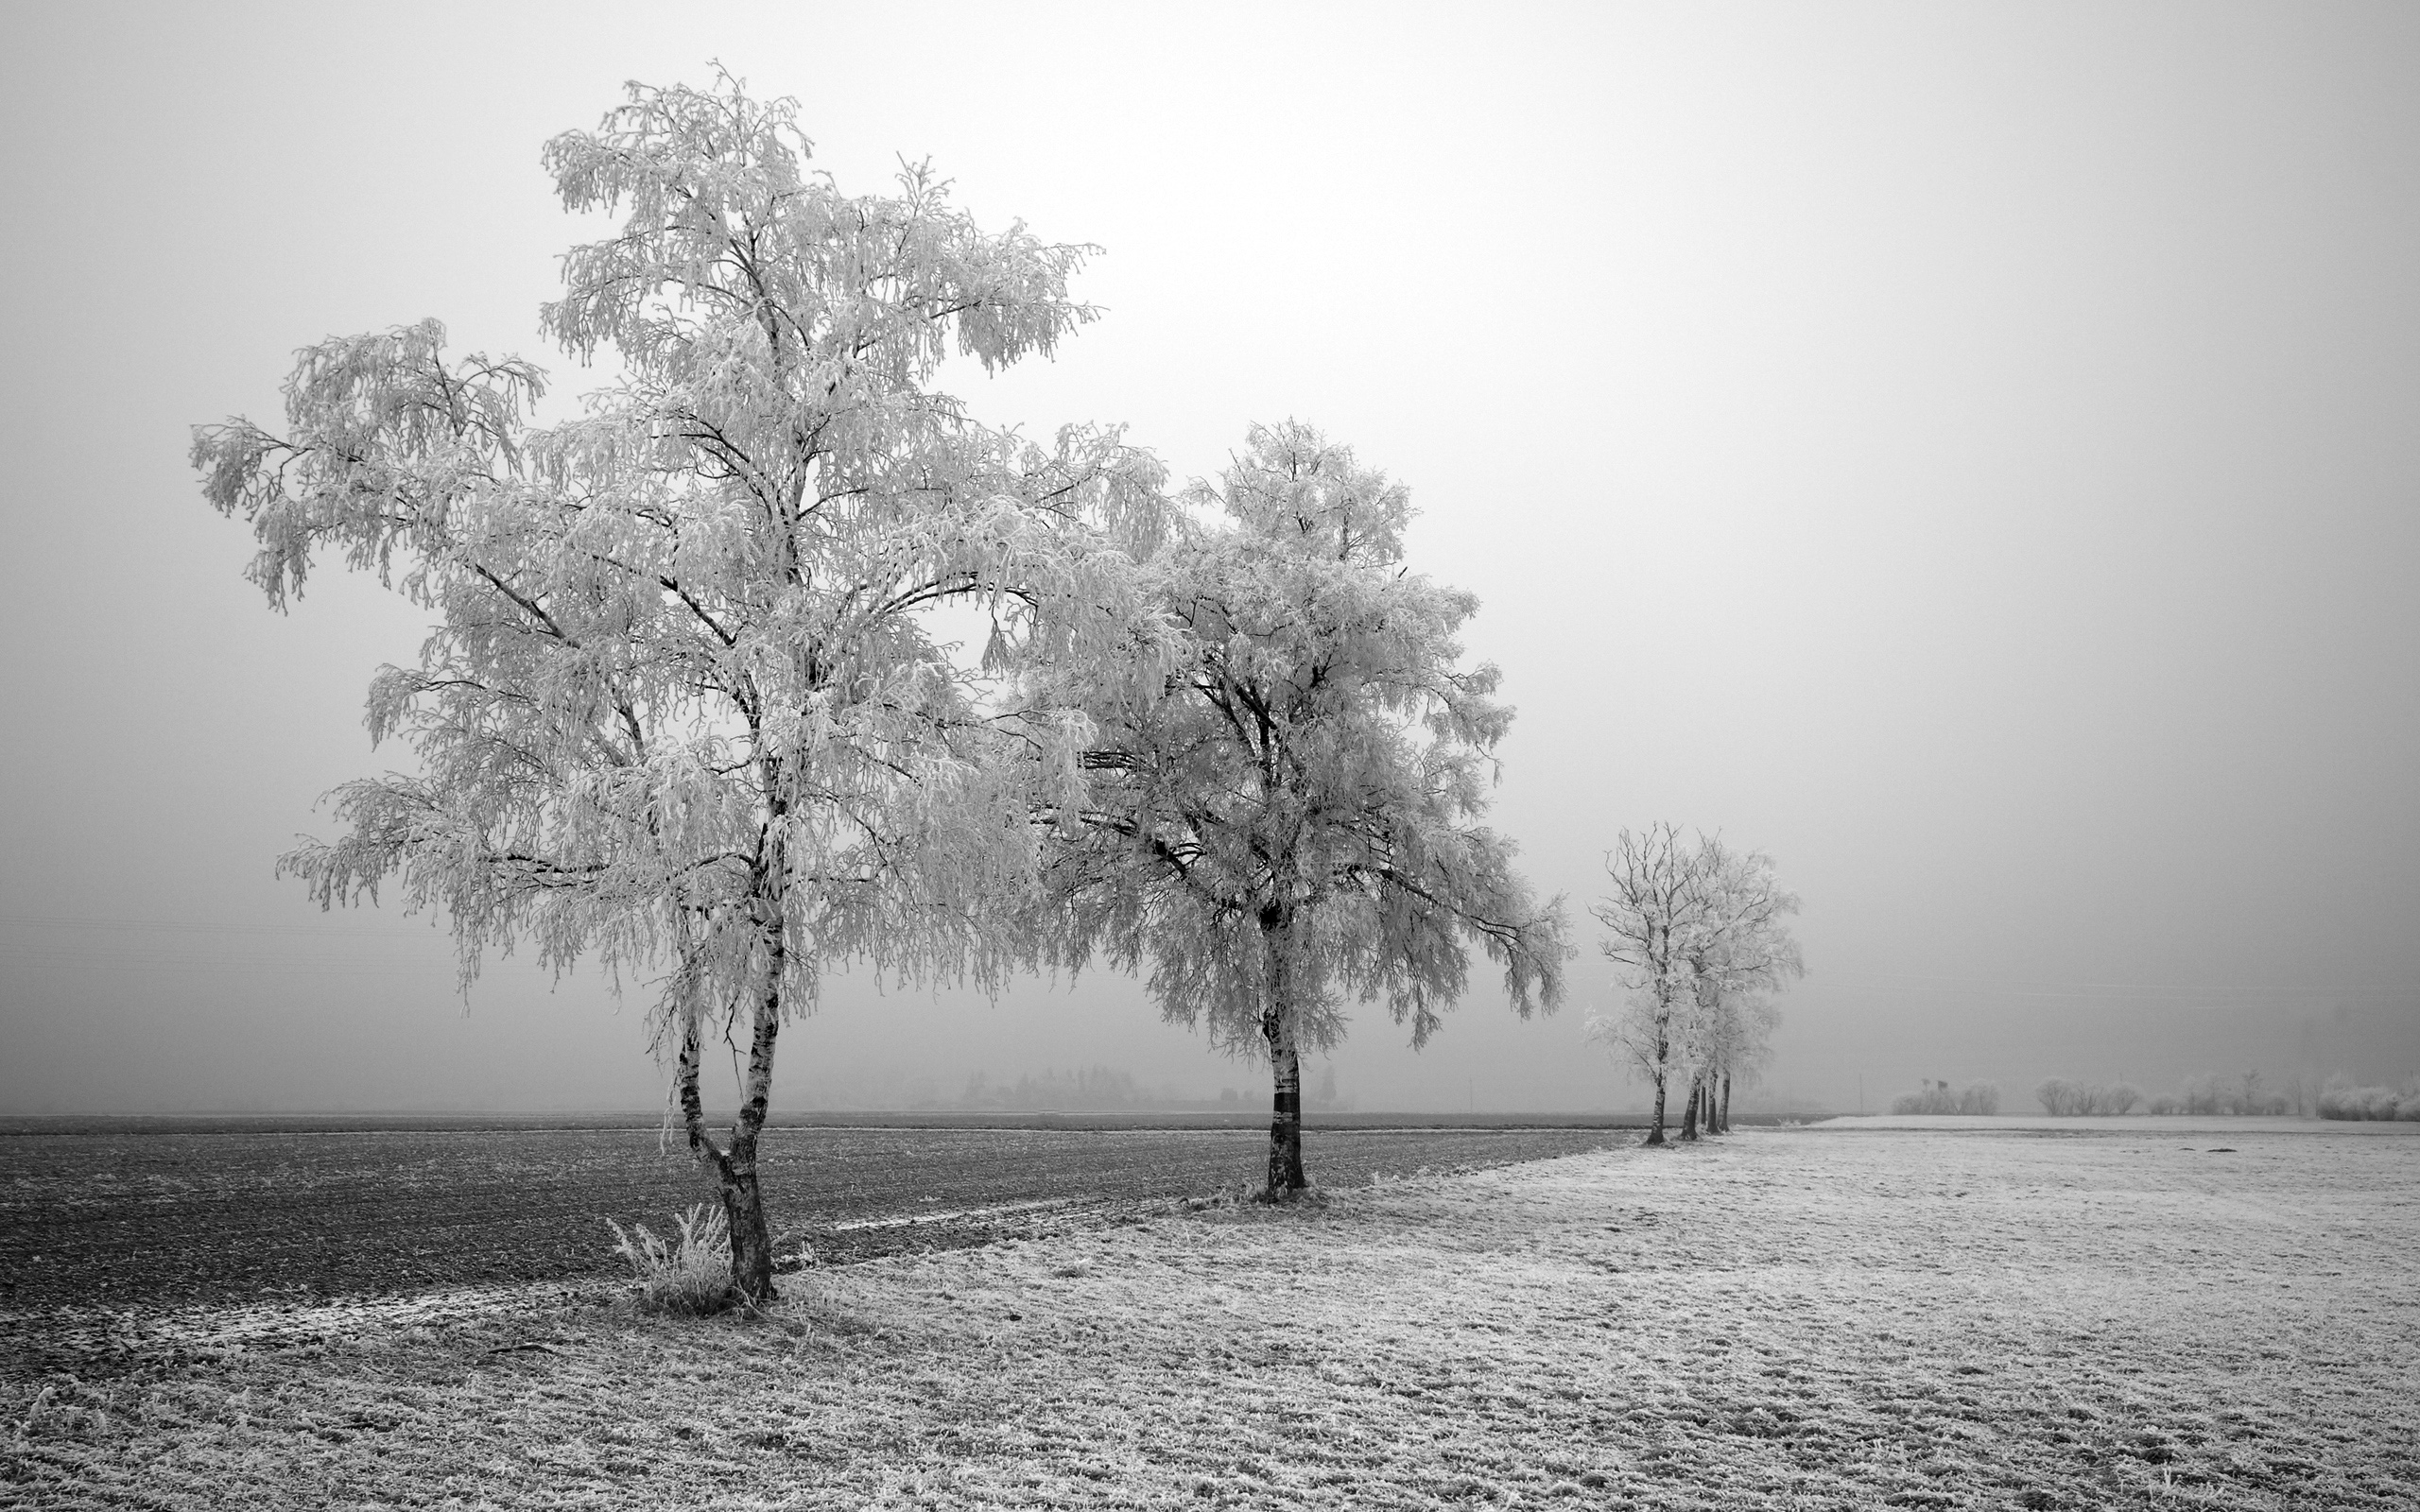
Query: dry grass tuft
[[605, 1203, 736, 1315], [1251, 1184, 1330, 1209]]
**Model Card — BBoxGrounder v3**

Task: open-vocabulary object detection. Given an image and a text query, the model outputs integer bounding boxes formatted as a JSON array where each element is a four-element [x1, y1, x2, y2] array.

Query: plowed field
[[0, 1120, 1626, 1373]]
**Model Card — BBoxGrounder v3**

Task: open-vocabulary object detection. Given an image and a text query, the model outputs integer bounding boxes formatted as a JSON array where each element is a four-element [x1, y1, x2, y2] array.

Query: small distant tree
[[2288, 1071, 2317, 1119], [193, 76, 1167, 1302], [1892, 1080, 1954, 1115], [1591, 828, 1801, 1143], [1893, 1079, 1998, 1115], [2038, 1077, 2141, 1116], [2036, 1077, 2085, 1116], [1040, 423, 1567, 1197], [2180, 1074, 2217, 1114]]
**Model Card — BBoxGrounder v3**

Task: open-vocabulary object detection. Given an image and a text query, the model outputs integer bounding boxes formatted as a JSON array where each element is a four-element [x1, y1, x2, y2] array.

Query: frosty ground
[[9, 1125, 2415, 1510]]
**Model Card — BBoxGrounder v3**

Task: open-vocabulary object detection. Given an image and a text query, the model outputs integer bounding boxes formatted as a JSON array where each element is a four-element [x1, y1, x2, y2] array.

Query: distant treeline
[[2317, 1078, 2420, 1121], [1889, 1071, 2420, 1121], [942, 1064, 1352, 1114], [2037, 1079, 2144, 1116], [1891, 1080, 2000, 1116]]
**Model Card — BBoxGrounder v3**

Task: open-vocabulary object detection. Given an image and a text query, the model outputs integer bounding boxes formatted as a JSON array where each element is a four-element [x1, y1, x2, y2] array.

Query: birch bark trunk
[[670, 916, 787, 1306], [1645, 1012, 1670, 1147], [1259, 906, 1309, 1197], [722, 985, 782, 1304]]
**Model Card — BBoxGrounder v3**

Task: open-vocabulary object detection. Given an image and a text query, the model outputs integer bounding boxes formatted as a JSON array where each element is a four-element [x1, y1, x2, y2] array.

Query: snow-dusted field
[[9, 1125, 2415, 1509], [1814, 1114, 2420, 1136]]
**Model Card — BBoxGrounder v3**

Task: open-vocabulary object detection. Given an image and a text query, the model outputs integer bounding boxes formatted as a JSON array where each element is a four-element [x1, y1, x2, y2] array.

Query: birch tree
[[1036, 423, 1568, 1197], [1697, 993, 1783, 1133], [1590, 830, 1800, 1143], [1677, 840, 1801, 1136], [192, 75, 1167, 1303], [1587, 824, 1706, 1145]]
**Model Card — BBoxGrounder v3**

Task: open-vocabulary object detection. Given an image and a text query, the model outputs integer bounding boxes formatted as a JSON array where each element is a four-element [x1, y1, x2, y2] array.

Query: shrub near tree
[[194, 76, 1170, 1304], [1035, 423, 1568, 1197]]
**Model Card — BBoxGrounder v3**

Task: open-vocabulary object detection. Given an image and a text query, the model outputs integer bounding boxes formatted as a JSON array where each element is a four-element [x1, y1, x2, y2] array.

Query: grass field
[[8, 1125, 2417, 1509]]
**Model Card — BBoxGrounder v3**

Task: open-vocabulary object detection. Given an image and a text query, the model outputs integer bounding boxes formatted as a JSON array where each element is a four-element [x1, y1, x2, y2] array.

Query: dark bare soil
[[0, 1122, 1628, 1325]]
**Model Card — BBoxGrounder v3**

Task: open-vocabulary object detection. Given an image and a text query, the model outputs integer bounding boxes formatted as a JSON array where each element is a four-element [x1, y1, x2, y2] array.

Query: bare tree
[[193, 75, 1166, 1302]]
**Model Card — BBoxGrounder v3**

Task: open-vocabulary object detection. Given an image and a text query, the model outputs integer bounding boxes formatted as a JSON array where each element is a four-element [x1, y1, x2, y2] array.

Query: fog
[[3, 2, 2415, 1116]]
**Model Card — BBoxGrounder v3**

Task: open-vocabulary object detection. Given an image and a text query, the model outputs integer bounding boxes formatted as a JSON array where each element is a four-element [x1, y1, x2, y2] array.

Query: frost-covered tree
[[1037, 423, 1568, 1196], [192, 75, 1167, 1302], [1588, 828, 1800, 1143], [1696, 992, 1782, 1133], [1674, 839, 1800, 1137], [1587, 824, 1706, 1145]]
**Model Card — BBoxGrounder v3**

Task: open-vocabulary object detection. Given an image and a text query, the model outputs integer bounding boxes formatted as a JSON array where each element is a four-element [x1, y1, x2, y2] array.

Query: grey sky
[[3, 2, 2415, 1114]]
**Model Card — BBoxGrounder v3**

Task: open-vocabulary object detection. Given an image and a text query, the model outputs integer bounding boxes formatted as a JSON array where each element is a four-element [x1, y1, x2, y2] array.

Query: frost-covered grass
[[605, 1203, 736, 1316], [9, 1128, 2417, 1509]]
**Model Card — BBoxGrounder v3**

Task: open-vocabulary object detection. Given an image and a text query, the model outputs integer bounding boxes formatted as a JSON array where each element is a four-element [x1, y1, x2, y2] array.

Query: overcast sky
[[3, 2, 2415, 1116]]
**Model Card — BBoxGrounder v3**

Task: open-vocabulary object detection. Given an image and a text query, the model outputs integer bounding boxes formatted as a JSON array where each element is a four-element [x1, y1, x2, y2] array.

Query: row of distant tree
[[946, 1065, 1348, 1114], [1892, 1080, 2001, 1115], [1889, 1071, 2419, 1120], [2318, 1079, 2420, 1121], [1583, 825, 1804, 1144]]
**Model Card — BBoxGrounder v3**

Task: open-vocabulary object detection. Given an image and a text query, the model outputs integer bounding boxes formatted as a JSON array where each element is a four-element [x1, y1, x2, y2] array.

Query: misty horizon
[[4, 4, 2416, 1123]]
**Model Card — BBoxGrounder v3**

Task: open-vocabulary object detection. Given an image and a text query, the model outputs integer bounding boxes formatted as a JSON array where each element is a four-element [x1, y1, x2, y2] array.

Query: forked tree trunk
[[674, 922, 786, 1307], [1259, 908, 1309, 1197], [718, 1154, 775, 1299]]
